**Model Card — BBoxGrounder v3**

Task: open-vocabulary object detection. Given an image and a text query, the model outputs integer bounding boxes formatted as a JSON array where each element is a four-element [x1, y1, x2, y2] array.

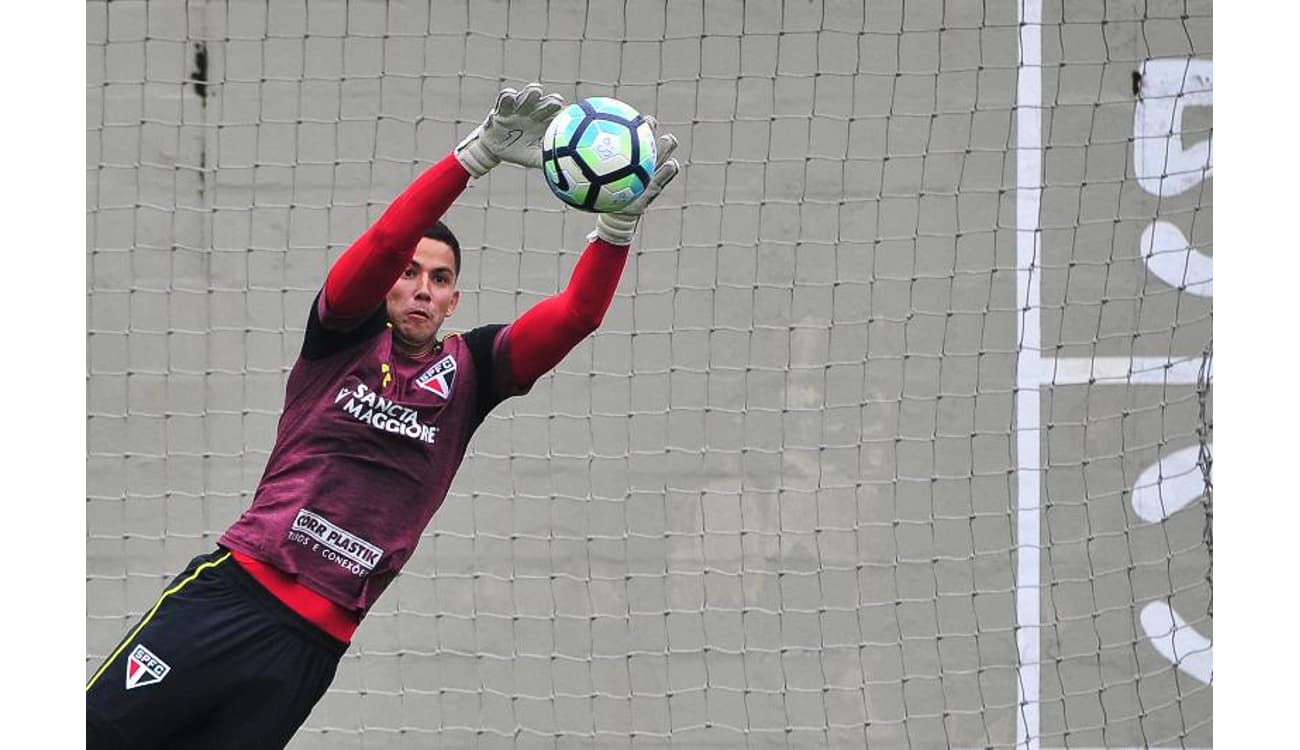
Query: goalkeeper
[[86, 82, 680, 749]]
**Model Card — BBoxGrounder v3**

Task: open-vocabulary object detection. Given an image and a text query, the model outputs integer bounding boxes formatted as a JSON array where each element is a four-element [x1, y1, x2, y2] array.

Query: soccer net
[[86, 1, 1212, 747]]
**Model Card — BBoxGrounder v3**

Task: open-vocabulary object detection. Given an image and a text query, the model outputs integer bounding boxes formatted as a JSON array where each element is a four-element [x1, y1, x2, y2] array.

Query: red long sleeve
[[324, 153, 471, 319], [505, 238, 630, 389]]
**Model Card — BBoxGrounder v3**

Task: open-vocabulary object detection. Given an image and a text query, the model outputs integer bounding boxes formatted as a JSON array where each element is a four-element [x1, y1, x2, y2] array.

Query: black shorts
[[86, 549, 347, 750]]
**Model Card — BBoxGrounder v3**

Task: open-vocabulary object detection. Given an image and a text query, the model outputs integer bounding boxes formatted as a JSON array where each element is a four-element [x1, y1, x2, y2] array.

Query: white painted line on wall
[[1014, 2, 1043, 749], [1044, 355, 1211, 385]]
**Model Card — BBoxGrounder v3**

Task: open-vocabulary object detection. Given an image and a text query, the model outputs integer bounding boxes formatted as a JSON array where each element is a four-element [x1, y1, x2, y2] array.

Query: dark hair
[[422, 221, 462, 277]]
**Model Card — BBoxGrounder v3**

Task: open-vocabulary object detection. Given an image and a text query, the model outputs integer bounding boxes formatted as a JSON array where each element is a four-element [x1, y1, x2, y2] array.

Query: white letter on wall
[[1134, 58, 1212, 198], [1131, 444, 1213, 684]]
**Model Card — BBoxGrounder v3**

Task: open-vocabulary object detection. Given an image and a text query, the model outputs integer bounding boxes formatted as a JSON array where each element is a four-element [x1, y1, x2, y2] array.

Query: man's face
[[385, 238, 460, 356]]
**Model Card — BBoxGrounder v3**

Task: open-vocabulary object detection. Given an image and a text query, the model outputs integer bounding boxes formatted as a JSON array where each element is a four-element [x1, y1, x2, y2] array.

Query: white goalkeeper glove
[[591, 123, 680, 246], [455, 82, 566, 178]]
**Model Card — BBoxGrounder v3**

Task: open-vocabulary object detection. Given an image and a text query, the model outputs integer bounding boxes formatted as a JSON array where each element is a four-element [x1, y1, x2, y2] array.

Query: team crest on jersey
[[125, 644, 170, 690], [415, 355, 457, 399]]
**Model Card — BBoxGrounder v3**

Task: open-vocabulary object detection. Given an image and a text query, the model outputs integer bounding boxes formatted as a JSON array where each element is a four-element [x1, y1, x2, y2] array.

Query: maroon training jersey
[[219, 293, 526, 616]]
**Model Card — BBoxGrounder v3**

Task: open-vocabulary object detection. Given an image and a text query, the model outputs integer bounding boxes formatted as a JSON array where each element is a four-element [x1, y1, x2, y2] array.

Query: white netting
[[87, 1, 1212, 747]]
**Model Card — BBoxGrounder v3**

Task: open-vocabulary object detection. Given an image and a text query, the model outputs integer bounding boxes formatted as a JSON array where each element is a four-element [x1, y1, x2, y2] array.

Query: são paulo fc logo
[[125, 644, 170, 690], [415, 355, 457, 399]]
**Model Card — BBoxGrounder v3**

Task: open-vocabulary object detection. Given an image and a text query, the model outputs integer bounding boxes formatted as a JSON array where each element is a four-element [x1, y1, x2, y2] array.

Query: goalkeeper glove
[[592, 122, 680, 246], [455, 82, 566, 178]]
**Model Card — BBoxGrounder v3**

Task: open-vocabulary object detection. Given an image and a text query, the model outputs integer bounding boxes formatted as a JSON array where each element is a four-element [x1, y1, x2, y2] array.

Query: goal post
[[87, 1, 1212, 747]]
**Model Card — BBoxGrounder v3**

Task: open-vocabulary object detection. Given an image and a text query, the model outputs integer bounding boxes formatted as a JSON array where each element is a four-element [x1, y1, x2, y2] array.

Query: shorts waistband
[[215, 548, 349, 657]]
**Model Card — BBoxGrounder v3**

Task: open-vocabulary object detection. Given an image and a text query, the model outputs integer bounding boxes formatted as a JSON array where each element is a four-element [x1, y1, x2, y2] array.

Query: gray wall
[[87, 1, 1212, 746]]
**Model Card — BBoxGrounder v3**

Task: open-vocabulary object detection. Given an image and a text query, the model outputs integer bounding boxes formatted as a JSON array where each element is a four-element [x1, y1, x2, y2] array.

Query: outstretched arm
[[504, 131, 681, 390], [323, 83, 566, 323], [323, 153, 470, 321], [504, 237, 629, 388]]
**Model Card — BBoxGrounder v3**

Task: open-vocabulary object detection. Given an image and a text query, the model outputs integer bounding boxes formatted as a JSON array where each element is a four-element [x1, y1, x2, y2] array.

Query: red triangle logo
[[415, 355, 456, 399], [125, 644, 170, 690]]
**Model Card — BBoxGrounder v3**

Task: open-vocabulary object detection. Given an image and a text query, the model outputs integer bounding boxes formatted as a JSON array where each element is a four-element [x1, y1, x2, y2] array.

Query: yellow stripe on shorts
[[85, 552, 232, 691]]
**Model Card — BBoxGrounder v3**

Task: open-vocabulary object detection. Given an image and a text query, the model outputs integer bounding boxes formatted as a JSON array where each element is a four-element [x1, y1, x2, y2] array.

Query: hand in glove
[[592, 120, 681, 246], [455, 82, 566, 178]]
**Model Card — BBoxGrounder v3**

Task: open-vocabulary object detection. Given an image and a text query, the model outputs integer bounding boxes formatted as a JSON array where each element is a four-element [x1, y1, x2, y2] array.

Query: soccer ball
[[542, 97, 657, 213]]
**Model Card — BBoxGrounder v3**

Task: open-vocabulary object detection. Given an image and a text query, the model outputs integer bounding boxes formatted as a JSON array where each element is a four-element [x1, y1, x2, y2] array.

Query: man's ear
[[446, 288, 461, 318]]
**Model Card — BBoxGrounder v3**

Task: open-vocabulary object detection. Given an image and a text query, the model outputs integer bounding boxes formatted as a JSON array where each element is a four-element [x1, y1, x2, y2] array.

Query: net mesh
[[86, 1, 1212, 746]]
